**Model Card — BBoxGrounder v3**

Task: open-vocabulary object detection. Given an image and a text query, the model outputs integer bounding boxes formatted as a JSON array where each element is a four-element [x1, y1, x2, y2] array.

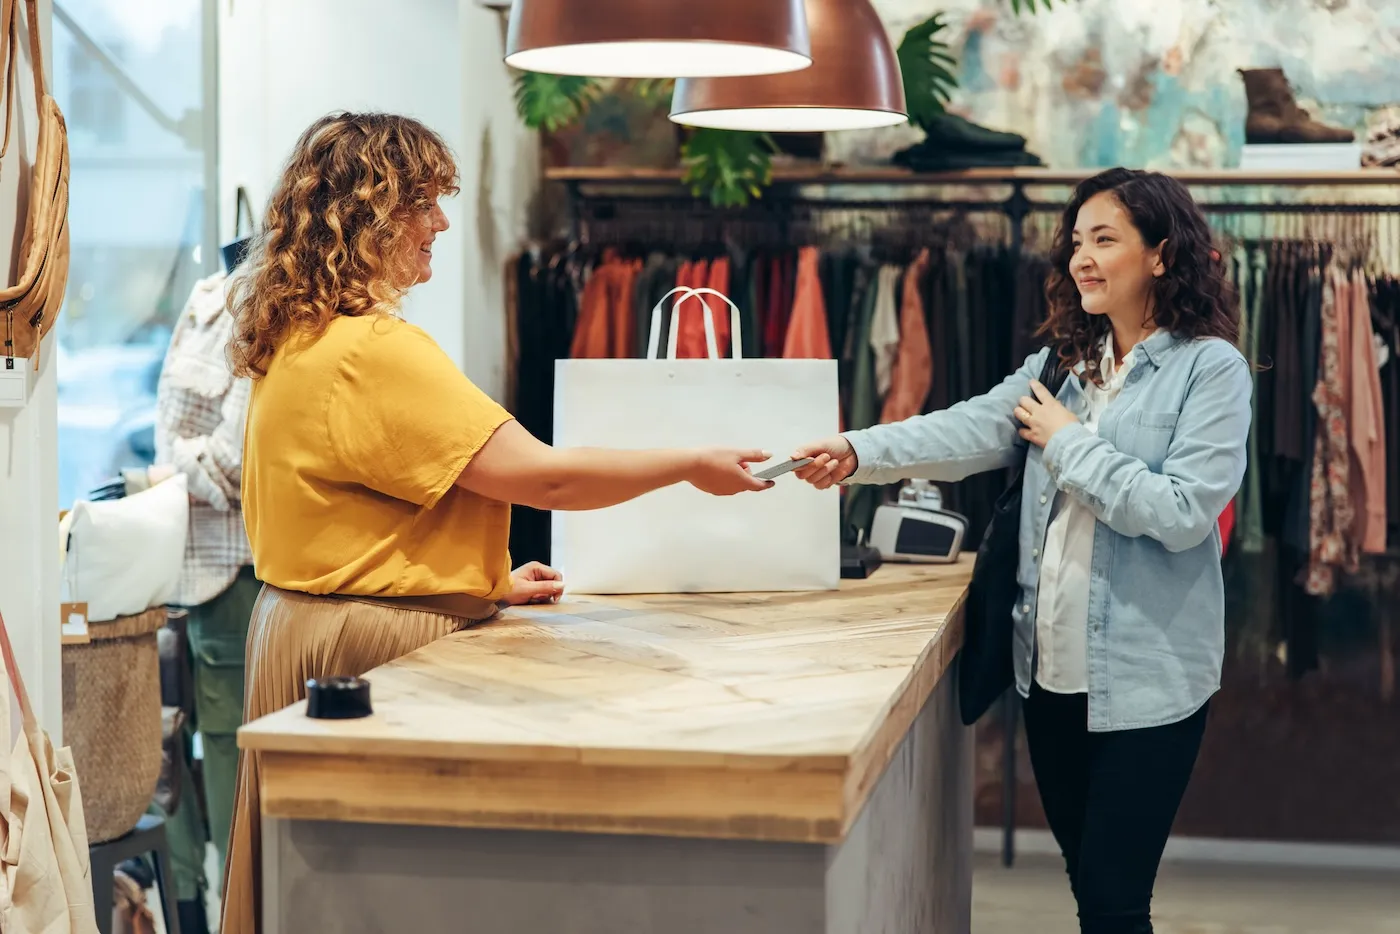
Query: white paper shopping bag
[[552, 287, 840, 594]]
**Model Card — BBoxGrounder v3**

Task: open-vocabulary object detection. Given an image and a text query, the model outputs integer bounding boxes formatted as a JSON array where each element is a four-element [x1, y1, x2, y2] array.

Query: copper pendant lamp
[[669, 0, 907, 132], [504, 0, 813, 79]]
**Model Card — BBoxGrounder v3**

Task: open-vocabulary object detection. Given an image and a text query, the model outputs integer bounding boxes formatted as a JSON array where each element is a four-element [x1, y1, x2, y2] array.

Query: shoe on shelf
[[1239, 68, 1354, 145]]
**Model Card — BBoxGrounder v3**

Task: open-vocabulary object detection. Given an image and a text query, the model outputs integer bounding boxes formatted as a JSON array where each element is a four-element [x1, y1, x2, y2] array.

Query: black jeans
[[1023, 685, 1210, 934]]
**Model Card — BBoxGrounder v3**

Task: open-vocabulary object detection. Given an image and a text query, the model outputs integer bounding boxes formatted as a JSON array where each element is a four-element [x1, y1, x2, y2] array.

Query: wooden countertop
[[240, 559, 972, 844]]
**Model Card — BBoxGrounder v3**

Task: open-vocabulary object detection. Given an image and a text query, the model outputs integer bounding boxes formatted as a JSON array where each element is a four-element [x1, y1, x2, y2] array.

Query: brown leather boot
[[1239, 68, 1354, 144]]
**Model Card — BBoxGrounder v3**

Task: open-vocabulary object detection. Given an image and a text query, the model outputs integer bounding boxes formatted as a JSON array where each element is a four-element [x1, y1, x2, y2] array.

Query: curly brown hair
[[1037, 168, 1239, 384], [228, 112, 460, 379]]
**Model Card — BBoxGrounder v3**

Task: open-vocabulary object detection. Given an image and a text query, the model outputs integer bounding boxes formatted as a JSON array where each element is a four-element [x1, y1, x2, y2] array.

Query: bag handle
[[0, 0, 46, 163], [1039, 345, 1068, 395], [0, 0, 16, 162], [1015, 346, 1067, 475], [0, 604, 42, 837], [647, 287, 720, 360], [645, 287, 745, 361], [645, 287, 724, 360], [667, 287, 743, 361], [234, 186, 255, 238], [645, 286, 691, 360], [667, 288, 720, 360], [0, 608, 37, 730]]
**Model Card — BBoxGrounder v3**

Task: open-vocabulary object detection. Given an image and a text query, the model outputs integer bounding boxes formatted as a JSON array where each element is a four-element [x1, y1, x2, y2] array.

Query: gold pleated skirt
[[219, 584, 477, 934]]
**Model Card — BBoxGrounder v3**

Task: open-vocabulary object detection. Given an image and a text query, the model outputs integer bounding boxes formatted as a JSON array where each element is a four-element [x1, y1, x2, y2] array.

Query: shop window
[[52, 0, 216, 509], [67, 40, 125, 144]]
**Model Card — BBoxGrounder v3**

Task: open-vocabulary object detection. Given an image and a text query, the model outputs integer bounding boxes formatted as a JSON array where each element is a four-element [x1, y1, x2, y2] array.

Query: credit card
[[753, 457, 814, 481]]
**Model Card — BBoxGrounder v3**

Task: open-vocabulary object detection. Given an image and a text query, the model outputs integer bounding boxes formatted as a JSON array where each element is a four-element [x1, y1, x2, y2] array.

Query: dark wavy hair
[[1037, 168, 1239, 384]]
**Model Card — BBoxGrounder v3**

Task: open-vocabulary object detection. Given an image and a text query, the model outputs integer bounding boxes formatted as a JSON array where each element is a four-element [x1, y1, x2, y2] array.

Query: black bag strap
[[1038, 345, 1069, 397], [1008, 345, 1068, 483], [234, 186, 254, 238]]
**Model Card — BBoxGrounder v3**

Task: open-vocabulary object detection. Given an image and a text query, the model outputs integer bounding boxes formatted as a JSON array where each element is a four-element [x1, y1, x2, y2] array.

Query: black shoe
[[892, 141, 1044, 171], [916, 112, 1032, 153]]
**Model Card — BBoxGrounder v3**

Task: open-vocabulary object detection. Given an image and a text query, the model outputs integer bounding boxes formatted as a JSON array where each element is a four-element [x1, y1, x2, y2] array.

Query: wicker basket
[[61, 606, 165, 844]]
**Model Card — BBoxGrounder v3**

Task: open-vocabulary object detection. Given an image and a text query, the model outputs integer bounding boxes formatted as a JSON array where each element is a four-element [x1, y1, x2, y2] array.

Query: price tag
[[60, 602, 90, 645]]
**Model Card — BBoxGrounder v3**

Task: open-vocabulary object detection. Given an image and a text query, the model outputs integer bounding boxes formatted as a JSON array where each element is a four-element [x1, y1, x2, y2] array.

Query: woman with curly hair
[[789, 168, 1251, 933], [220, 112, 771, 934]]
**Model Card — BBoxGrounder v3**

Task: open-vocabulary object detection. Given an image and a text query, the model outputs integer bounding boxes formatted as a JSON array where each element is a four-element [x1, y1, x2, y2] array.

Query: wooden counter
[[243, 559, 976, 934]]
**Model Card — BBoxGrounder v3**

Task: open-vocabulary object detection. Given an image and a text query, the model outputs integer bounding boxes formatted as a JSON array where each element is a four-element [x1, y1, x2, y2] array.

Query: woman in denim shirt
[[793, 168, 1251, 934]]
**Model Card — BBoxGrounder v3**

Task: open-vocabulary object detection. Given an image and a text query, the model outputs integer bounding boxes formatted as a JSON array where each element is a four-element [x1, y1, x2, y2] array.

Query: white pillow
[[65, 475, 189, 622]]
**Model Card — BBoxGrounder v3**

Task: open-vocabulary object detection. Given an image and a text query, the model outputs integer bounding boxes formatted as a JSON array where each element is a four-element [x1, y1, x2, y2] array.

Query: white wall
[[218, 0, 538, 400], [0, 0, 63, 740]]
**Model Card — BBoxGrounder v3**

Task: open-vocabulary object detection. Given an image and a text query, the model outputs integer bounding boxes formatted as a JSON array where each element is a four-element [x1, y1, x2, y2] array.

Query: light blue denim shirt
[[842, 330, 1252, 731]]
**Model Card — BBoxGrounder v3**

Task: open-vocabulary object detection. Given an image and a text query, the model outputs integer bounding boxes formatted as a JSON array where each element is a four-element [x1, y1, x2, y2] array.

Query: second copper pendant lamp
[[504, 0, 813, 79], [669, 0, 908, 132]]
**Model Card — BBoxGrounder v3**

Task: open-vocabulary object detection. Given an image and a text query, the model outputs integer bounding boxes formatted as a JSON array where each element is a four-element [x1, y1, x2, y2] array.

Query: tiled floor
[[151, 845, 1400, 933], [973, 852, 1400, 934]]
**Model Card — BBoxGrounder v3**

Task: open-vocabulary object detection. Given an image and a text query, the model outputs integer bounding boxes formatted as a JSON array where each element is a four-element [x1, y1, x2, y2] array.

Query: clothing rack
[[555, 167, 1400, 254], [546, 166, 1400, 870]]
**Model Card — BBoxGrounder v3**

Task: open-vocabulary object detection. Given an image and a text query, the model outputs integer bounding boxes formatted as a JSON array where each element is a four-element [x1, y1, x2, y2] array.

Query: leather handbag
[[957, 347, 1068, 726], [0, 0, 71, 368]]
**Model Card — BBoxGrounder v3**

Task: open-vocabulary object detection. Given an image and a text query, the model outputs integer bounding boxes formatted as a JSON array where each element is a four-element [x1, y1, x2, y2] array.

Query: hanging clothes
[[1283, 250, 1324, 554], [783, 246, 833, 359], [1303, 267, 1358, 597], [504, 254, 521, 413], [674, 258, 712, 358], [843, 263, 883, 543], [1346, 267, 1387, 553], [880, 249, 933, 424], [923, 250, 952, 415], [732, 249, 761, 359], [570, 253, 641, 359], [508, 250, 580, 566], [870, 264, 902, 399], [821, 249, 857, 363], [762, 252, 795, 357], [706, 254, 733, 357], [634, 252, 677, 358], [1238, 244, 1269, 554], [1372, 277, 1400, 548], [1010, 252, 1051, 369]]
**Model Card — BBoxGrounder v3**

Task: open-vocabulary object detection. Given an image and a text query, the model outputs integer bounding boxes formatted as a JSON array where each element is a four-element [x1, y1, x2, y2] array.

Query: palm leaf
[[897, 14, 959, 130], [680, 128, 776, 208], [513, 72, 601, 132]]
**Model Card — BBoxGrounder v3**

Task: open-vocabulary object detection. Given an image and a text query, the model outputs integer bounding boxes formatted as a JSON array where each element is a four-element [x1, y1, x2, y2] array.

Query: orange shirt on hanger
[[880, 249, 933, 424], [782, 246, 832, 360], [675, 258, 712, 358]]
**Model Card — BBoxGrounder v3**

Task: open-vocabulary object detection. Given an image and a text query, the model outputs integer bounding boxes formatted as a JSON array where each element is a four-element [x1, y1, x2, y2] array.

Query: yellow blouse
[[242, 313, 513, 600]]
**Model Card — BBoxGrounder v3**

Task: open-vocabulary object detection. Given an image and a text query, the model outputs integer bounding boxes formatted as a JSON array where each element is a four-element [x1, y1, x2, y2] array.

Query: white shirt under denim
[[1034, 334, 1148, 695], [842, 330, 1251, 731]]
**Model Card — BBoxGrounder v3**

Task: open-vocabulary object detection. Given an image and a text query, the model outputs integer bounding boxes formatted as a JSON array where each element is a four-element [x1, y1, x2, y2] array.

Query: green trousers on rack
[[160, 566, 260, 900]]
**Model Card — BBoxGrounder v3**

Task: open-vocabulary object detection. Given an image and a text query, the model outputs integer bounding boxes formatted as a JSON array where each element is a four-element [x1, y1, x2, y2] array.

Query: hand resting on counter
[[500, 560, 565, 606]]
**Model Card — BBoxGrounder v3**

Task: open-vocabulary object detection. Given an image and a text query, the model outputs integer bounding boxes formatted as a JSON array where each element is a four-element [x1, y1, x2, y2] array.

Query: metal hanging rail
[[546, 165, 1400, 186]]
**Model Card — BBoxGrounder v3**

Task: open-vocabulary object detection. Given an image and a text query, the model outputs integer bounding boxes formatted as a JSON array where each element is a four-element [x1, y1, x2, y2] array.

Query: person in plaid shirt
[[133, 268, 255, 932]]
